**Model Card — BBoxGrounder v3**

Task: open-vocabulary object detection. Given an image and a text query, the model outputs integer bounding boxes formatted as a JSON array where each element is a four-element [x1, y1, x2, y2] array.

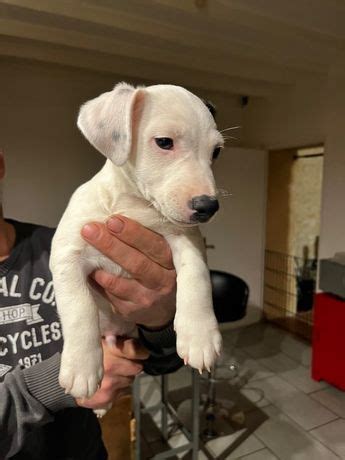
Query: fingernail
[[107, 216, 124, 233], [82, 223, 100, 240]]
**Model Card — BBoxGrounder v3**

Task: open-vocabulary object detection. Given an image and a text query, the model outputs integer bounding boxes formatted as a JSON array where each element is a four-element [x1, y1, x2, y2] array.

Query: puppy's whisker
[[222, 135, 238, 141], [217, 188, 233, 198], [220, 126, 241, 133]]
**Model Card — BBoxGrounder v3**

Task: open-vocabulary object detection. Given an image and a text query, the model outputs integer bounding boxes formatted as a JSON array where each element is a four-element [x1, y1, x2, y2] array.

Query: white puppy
[[50, 82, 223, 404]]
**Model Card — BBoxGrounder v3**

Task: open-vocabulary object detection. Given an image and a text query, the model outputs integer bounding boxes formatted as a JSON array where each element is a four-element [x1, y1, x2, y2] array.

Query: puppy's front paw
[[175, 316, 222, 372], [59, 347, 103, 399]]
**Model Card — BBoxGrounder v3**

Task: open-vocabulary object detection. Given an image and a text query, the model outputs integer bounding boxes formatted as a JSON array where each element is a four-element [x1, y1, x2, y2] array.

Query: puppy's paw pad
[[59, 372, 101, 399], [175, 322, 222, 372], [59, 351, 103, 399]]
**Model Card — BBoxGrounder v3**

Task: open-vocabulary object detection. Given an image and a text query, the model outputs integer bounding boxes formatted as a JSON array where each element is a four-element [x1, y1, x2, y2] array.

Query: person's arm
[[0, 353, 76, 459], [81, 215, 183, 375], [0, 338, 147, 459]]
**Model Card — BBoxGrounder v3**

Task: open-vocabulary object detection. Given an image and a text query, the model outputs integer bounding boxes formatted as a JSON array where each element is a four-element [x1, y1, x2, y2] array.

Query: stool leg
[[203, 365, 217, 439], [191, 369, 200, 460], [161, 374, 168, 440]]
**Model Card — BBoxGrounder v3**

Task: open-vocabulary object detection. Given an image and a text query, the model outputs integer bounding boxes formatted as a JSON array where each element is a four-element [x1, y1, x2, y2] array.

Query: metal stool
[[201, 270, 249, 438], [132, 270, 249, 458], [133, 369, 201, 459]]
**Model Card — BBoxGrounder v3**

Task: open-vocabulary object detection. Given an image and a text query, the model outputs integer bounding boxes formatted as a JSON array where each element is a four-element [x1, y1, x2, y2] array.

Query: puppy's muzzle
[[189, 195, 219, 223]]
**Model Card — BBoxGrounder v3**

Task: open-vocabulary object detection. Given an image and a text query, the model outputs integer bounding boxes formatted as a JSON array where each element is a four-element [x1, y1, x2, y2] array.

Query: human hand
[[81, 215, 177, 329], [76, 337, 148, 410]]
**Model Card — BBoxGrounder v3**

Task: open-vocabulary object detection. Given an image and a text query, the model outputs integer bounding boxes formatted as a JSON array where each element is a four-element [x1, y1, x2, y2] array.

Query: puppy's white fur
[[50, 82, 223, 404]]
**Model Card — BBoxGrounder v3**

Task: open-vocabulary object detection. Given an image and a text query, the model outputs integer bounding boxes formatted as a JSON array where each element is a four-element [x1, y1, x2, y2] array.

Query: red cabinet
[[312, 293, 345, 389]]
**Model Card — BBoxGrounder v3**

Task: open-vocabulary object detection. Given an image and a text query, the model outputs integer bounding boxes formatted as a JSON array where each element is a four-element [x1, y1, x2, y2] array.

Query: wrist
[[138, 317, 174, 332], [138, 320, 176, 354]]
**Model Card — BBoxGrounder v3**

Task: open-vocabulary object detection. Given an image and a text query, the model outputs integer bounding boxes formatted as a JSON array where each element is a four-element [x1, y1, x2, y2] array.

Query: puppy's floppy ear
[[77, 82, 145, 166]]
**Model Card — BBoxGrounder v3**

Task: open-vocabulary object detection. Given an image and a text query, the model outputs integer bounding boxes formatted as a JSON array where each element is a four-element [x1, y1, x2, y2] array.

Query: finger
[[116, 388, 132, 400], [105, 356, 143, 378], [92, 270, 162, 311], [92, 270, 144, 301], [105, 294, 148, 324], [107, 215, 174, 269], [91, 387, 131, 407], [107, 337, 149, 360], [80, 377, 133, 408], [81, 223, 171, 289]]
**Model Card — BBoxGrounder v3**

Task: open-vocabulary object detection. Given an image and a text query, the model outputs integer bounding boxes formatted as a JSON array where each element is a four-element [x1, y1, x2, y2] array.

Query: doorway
[[263, 145, 324, 339]]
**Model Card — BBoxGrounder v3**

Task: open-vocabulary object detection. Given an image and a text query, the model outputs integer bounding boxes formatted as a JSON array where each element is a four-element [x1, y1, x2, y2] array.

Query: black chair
[[202, 270, 249, 438], [211, 270, 249, 323]]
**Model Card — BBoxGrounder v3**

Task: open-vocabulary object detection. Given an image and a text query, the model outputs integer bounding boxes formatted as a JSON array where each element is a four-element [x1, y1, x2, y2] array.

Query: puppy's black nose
[[190, 195, 219, 223]]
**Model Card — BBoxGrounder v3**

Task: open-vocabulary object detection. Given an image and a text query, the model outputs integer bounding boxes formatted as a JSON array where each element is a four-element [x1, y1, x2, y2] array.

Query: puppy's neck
[[103, 159, 142, 198]]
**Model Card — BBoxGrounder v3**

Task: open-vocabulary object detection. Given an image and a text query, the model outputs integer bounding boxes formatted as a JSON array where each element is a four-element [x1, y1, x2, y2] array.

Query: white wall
[[1, 58, 111, 226], [242, 80, 327, 150], [319, 70, 345, 259], [242, 72, 345, 262], [1, 56, 243, 227], [202, 147, 267, 316]]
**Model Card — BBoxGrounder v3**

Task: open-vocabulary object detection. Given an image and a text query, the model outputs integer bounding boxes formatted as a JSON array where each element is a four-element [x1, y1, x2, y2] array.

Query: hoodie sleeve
[[0, 353, 76, 459], [138, 322, 183, 375]]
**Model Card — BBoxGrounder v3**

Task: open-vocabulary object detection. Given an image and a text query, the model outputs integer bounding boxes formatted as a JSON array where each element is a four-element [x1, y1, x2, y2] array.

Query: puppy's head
[[78, 82, 223, 226]]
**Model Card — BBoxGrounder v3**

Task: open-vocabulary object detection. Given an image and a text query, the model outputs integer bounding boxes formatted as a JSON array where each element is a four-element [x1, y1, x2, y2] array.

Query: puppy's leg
[[51, 258, 103, 399], [166, 231, 222, 372]]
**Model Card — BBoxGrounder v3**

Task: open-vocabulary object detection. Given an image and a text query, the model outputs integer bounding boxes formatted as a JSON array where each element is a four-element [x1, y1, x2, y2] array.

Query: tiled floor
[[139, 321, 345, 459]]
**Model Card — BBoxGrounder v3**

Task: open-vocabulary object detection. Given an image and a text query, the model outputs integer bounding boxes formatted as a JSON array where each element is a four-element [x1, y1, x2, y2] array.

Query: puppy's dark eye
[[212, 147, 221, 160], [155, 137, 174, 150]]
